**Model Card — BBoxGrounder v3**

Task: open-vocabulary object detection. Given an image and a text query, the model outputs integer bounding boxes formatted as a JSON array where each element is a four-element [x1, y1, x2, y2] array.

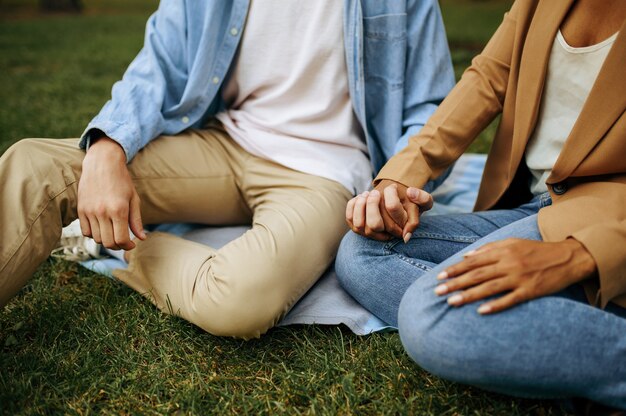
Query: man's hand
[[434, 238, 597, 314], [77, 137, 146, 250], [345, 179, 433, 241]]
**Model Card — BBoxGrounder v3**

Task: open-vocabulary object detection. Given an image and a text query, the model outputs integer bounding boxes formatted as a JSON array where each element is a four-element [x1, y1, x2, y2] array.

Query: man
[[0, 1, 454, 339]]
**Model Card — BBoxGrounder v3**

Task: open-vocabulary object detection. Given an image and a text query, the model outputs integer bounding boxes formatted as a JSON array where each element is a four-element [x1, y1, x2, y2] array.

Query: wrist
[[375, 179, 407, 192], [563, 238, 597, 280], [86, 136, 126, 164]]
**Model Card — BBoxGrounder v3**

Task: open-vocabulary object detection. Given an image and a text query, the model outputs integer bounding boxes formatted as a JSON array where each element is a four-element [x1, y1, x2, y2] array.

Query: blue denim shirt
[[80, 0, 455, 175]]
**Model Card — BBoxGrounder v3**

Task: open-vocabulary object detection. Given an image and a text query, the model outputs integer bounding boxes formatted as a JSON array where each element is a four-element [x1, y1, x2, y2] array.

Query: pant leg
[[398, 214, 626, 408], [115, 150, 352, 339], [0, 127, 250, 308], [335, 203, 540, 327], [0, 138, 83, 307]]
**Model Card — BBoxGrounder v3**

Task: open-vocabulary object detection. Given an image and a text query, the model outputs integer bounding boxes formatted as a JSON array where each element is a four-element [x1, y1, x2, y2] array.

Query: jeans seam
[[392, 252, 433, 272], [385, 233, 480, 249]]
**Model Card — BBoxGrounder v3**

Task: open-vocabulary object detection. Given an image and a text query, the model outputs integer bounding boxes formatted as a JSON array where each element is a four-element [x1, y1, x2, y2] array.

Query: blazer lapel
[[549, 20, 626, 183], [509, 0, 574, 177]]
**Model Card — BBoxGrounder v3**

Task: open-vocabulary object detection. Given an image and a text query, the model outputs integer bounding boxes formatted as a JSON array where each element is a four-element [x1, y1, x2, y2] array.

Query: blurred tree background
[[39, 0, 82, 12], [0, 0, 514, 154]]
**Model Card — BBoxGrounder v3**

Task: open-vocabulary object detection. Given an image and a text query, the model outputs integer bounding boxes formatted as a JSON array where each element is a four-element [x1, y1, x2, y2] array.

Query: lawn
[[1, 1, 567, 414]]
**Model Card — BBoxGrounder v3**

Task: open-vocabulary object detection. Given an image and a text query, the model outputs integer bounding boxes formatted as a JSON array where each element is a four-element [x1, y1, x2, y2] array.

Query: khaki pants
[[0, 124, 351, 339]]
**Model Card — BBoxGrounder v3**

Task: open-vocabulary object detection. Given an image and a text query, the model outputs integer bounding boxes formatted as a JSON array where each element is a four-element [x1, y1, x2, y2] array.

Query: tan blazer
[[376, 0, 626, 309]]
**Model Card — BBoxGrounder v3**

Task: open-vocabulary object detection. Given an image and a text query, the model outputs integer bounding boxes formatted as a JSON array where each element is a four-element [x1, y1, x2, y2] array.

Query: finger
[[100, 219, 120, 250], [78, 211, 92, 237], [351, 192, 369, 233], [380, 208, 404, 239], [435, 264, 503, 295], [383, 185, 408, 227], [129, 193, 146, 240], [477, 289, 532, 315], [365, 190, 385, 233], [88, 215, 102, 244], [112, 216, 135, 251], [406, 188, 433, 212], [438, 248, 501, 279], [445, 277, 514, 307], [345, 197, 357, 227], [465, 238, 520, 257], [402, 203, 420, 243]]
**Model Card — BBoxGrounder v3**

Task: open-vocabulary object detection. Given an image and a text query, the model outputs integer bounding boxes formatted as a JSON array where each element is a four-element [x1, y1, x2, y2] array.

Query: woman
[[336, 0, 626, 410]]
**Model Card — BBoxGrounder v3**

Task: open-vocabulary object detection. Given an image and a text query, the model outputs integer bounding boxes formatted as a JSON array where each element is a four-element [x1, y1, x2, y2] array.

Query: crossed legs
[[0, 125, 350, 339], [336, 198, 626, 407]]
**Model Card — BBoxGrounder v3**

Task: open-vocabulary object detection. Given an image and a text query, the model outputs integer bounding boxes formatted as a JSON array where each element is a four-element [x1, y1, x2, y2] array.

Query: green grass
[[0, 11, 155, 154], [1, 1, 565, 414]]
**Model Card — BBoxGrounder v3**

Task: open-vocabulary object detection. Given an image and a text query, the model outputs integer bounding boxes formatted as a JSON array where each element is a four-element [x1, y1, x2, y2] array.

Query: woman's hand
[[434, 238, 597, 314], [345, 180, 433, 241]]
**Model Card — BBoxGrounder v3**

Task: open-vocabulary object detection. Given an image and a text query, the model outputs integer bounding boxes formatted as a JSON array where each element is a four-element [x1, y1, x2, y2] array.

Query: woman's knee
[[398, 279, 498, 385]]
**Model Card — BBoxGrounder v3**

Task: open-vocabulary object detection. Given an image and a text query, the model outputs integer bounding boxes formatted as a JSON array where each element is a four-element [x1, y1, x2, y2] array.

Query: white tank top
[[216, 0, 372, 194], [525, 30, 618, 195]]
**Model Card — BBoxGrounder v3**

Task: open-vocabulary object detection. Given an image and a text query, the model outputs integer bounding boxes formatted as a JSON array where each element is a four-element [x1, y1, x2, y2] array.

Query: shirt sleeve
[[79, 0, 188, 162], [396, 0, 456, 155]]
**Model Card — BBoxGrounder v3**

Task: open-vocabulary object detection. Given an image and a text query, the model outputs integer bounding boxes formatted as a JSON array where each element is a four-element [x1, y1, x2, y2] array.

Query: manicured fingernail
[[447, 294, 463, 305], [360, 191, 370, 198], [463, 250, 477, 257], [477, 304, 492, 314], [403, 232, 412, 243], [434, 284, 448, 295], [407, 188, 418, 199], [437, 271, 448, 280]]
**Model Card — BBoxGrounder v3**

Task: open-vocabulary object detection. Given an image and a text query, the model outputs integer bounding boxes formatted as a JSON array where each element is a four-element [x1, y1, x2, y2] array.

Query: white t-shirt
[[216, 0, 372, 194], [525, 30, 618, 195]]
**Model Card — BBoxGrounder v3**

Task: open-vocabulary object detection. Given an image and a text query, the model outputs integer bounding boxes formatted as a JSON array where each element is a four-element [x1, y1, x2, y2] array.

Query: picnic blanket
[[76, 154, 487, 335]]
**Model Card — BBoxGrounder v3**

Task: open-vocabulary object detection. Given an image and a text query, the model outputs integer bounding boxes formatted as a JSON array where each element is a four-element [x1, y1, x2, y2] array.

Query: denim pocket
[[363, 14, 407, 90]]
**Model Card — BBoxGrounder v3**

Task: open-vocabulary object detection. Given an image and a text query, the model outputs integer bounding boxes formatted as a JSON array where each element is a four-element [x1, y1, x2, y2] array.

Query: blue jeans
[[335, 194, 626, 407]]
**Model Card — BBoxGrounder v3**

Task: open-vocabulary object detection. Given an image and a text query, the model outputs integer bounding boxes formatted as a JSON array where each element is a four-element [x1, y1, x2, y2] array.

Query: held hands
[[434, 238, 597, 314], [345, 179, 433, 241], [77, 137, 146, 250]]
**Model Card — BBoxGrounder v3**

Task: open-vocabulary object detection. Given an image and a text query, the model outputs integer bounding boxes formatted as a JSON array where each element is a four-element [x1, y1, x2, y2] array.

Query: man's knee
[[3, 138, 76, 184], [3, 139, 40, 166], [193, 298, 280, 340], [187, 263, 296, 340]]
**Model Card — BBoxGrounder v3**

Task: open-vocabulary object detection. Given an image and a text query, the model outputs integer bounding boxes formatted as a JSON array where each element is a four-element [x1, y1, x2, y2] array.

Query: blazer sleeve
[[572, 219, 626, 308], [79, 0, 188, 162], [375, 0, 522, 188]]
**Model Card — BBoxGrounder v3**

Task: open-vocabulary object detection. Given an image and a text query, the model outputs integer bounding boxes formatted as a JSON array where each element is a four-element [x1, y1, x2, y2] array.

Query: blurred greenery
[[0, 0, 157, 14], [0, 1, 564, 415]]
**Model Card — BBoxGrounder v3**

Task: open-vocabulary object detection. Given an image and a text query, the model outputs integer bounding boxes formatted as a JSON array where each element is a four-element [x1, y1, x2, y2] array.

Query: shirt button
[[230, 27, 239, 36], [181, 116, 190, 124], [552, 182, 568, 195], [212, 76, 220, 84]]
